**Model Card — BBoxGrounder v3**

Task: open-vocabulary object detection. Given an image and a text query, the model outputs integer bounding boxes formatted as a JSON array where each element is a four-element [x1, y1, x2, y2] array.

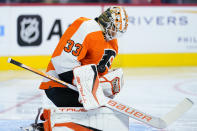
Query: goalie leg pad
[[38, 107, 129, 131]]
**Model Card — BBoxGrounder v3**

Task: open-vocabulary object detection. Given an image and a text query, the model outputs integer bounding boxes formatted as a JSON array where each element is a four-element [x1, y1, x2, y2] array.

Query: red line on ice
[[0, 93, 42, 114]]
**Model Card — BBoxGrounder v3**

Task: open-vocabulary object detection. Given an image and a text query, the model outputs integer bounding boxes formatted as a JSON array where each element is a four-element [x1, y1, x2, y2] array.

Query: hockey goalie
[[22, 6, 129, 131]]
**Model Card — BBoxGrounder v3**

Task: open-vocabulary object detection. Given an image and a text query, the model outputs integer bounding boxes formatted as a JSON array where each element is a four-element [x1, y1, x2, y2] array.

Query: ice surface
[[0, 67, 196, 131]]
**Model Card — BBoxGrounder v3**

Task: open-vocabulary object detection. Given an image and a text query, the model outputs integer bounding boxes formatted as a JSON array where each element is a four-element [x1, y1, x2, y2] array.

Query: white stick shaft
[[105, 99, 167, 129]]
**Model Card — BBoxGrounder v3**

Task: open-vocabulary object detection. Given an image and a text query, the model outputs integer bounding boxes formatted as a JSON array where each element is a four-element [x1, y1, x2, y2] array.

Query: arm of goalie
[[73, 64, 108, 110]]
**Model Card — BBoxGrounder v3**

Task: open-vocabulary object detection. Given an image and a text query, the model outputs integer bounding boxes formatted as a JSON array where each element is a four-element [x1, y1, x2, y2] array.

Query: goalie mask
[[97, 6, 128, 41]]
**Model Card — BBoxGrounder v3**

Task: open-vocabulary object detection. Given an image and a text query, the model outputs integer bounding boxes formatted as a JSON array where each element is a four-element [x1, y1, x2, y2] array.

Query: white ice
[[0, 67, 197, 131]]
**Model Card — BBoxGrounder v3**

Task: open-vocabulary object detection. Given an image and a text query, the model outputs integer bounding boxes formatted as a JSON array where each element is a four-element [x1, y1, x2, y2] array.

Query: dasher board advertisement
[[0, 5, 196, 57], [119, 6, 197, 54]]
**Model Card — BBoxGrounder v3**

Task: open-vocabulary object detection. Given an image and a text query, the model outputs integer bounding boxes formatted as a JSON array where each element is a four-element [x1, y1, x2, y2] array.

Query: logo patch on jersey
[[97, 49, 116, 73], [17, 15, 42, 46]]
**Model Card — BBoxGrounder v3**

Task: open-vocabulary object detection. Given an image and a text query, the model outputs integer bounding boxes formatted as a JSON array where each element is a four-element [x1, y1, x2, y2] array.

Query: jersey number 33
[[64, 39, 83, 56]]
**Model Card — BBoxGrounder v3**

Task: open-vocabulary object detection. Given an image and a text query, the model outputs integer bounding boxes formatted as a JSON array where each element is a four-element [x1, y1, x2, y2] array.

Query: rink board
[[1, 53, 197, 70]]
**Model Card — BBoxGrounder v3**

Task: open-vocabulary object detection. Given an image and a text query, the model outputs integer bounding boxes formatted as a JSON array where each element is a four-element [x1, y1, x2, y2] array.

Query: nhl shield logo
[[17, 15, 42, 46]]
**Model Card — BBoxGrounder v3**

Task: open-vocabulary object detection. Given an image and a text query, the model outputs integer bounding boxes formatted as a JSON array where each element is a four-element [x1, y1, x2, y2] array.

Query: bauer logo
[[17, 15, 42, 46]]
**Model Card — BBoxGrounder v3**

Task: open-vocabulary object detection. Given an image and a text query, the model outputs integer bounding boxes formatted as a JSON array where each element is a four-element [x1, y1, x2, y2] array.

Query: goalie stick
[[8, 58, 193, 129]]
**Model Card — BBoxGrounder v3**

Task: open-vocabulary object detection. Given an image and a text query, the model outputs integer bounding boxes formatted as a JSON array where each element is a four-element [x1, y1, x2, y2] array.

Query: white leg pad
[[43, 107, 129, 131]]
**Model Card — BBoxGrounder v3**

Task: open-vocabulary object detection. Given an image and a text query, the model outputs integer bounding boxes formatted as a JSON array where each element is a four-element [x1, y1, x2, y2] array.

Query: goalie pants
[[45, 87, 83, 107]]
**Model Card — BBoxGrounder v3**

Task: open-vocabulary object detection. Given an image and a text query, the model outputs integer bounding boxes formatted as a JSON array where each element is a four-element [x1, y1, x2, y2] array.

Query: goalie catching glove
[[99, 68, 124, 98]]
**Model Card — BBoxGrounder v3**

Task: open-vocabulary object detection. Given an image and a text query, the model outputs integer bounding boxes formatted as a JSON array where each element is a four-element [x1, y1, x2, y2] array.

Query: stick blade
[[161, 98, 193, 126]]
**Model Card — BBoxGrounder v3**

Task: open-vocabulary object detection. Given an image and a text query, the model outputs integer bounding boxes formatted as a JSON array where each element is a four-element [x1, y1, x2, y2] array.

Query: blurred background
[[0, 0, 197, 4], [0, 0, 197, 69], [0, 1, 197, 131]]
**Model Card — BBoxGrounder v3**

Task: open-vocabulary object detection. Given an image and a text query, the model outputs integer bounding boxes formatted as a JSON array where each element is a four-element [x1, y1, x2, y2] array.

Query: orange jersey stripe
[[46, 61, 55, 72], [39, 80, 66, 89]]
